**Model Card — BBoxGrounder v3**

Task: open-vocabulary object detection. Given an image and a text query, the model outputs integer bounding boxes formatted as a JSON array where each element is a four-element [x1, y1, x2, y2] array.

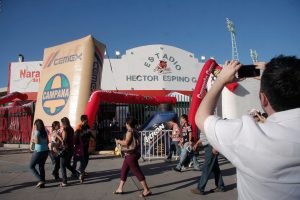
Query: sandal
[[59, 183, 67, 187], [139, 191, 152, 197], [113, 191, 124, 195], [35, 181, 45, 188], [79, 175, 84, 184]]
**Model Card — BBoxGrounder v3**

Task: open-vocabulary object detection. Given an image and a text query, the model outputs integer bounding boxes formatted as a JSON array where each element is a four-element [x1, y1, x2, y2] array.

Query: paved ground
[[0, 150, 237, 200]]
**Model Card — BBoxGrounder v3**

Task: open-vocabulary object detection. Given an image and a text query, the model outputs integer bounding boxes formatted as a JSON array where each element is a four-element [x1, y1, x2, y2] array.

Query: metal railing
[[140, 130, 172, 161]]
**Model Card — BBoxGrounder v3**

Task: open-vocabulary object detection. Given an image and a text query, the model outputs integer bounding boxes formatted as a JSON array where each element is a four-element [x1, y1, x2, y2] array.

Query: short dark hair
[[261, 55, 300, 112], [80, 115, 88, 122], [180, 114, 189, 122]]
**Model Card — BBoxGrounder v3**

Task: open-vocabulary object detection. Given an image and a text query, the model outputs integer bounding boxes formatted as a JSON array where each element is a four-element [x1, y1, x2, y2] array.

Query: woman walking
[[29, 119, 49, 188], [59, 117, 79, 187], [114, 117, 151, 197], [166, 118, 181, 161], [48, 121, 63, 180]]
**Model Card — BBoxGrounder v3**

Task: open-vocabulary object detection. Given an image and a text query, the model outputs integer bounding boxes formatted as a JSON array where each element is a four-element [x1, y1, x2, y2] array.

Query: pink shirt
[[171, 123, 181, 142]]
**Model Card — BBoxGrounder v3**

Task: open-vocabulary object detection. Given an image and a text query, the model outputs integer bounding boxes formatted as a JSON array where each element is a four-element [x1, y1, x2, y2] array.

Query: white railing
[[139, 130, 172, 161]]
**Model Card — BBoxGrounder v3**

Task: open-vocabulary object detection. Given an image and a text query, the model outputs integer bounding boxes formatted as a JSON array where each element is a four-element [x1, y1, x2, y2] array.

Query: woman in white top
[[48, 121, 62, 180]]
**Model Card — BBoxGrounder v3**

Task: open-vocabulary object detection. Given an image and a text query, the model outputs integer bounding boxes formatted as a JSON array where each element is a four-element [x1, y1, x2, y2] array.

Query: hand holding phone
[[238, 65, 260, 78]]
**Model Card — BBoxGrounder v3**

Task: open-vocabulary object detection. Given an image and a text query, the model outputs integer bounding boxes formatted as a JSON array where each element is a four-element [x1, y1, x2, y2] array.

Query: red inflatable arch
[[188, 59, 238, 141], [85, 91, 177, 127]]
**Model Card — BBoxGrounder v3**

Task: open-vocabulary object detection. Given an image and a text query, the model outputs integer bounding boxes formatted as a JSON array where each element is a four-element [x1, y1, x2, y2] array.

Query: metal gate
[[94, 94, 192, 150], [140, 130, 172, 161]]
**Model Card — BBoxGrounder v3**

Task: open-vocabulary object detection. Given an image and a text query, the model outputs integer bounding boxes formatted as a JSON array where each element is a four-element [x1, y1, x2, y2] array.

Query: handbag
[[121, 132, 139, 153]]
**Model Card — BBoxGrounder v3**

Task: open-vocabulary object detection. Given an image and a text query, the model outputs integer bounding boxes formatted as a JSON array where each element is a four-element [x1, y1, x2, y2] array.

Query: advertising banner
[[8, 61, 43, 100], [34, 35, 106, 128]]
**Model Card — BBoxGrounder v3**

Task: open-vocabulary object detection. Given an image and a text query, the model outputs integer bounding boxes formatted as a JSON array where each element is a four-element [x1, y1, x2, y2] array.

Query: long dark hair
[[61, 117, 74, 140], [34, 119, 47, 138], [126, 117, 137, 129], [61, 117, 71, 129]]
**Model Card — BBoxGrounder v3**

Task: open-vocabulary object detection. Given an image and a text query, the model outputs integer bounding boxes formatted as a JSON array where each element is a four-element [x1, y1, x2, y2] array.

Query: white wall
[[222, 78, 263, 119]]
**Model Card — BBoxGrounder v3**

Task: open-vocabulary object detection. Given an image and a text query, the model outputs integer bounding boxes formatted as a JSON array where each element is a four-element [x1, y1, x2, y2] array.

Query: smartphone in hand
[[238, 65, 260, 78]]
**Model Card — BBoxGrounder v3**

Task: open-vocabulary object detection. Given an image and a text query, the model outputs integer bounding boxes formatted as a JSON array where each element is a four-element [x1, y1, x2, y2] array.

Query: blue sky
[[0, 0, 299, 87]]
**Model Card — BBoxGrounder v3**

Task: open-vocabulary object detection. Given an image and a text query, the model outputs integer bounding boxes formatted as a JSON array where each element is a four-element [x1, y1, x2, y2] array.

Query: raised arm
[[195, 60, 242, 133]]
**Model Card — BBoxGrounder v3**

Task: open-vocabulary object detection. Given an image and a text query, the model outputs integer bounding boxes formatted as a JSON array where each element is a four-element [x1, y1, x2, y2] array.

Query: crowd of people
[[30, 115, 94, 188], [166, 114, 225, 194], [28, 55, 300, 199]]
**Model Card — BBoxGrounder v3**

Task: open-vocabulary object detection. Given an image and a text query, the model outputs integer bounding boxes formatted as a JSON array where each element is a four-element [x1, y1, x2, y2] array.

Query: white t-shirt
[[204, 108, 300, 200]]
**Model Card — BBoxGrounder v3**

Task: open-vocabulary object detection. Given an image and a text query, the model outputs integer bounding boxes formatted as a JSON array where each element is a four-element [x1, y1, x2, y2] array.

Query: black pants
[[83, 146, 89, 171], [197, 144, 225, 192], [60, 149, 77, 184]]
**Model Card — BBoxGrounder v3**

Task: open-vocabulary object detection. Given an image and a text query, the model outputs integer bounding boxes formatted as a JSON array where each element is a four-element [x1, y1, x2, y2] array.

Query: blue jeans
[[176, 142, 200, 170], [197, 144, 224, 192], [29, 150, 48, 182], [60, 149, 78, 184], [73, 155, 85, 174], [49, 152, 60, 178], [167, 141, 180, 159]]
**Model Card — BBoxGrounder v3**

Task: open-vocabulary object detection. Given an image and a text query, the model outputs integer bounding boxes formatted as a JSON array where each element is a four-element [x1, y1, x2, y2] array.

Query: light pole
[[200, 56, 206, 63], [226, 18, 239, 61], [250, 49, 258, 63], [18, 54, 24, 62], [115, 51, 121, 58]]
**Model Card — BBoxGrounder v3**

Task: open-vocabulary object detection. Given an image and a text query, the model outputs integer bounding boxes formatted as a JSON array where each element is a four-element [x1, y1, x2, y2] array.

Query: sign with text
[[8, 61, 43, 99], [101, 45, 203, 92]]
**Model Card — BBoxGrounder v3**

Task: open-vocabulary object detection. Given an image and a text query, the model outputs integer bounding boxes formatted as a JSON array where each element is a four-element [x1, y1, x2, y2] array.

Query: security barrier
[[0, 103, 34, 144], [140, 130, 172, 161], [0, 107, 8, 143]]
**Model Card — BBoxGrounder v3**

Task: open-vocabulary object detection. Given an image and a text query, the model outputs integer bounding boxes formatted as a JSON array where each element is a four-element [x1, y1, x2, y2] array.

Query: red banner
[[188, 59, 238, 141]]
